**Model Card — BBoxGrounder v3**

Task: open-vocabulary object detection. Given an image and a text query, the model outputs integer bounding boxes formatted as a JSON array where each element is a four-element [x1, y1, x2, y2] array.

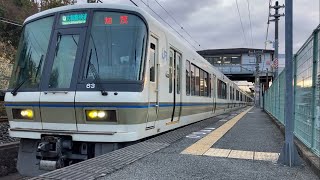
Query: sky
[[76, 0, 320, 54]]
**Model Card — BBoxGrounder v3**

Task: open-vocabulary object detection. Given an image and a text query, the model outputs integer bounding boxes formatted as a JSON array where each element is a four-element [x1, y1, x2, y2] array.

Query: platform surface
[[99, 107, 318, 180]]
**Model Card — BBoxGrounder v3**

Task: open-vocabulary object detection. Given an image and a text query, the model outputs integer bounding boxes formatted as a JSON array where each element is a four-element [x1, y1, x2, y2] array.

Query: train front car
[[5, 4, 151, 176]]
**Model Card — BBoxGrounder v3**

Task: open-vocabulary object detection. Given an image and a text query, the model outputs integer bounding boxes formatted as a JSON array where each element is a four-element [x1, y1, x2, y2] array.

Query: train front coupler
[[36, 136, 72, 171]]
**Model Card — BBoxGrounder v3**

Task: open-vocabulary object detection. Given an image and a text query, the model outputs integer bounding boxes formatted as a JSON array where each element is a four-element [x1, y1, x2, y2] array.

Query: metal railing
[[264, 24, 320, 157]]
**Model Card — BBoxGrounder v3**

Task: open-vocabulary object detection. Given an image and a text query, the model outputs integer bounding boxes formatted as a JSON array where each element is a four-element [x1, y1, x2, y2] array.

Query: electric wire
[[263, 0, 272, 74], [246, 0, 253, 47], [235, 0, 248, 47], [0, 17, 22, 27], [129, 0, 138, 7], [264, 0, 272, 50], [138, 0, 198, 50], [153, 0, 201, 47]]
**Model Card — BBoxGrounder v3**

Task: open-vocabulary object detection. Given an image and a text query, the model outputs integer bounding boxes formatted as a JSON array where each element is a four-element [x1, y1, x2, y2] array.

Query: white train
[[4, 3, 252, 176]]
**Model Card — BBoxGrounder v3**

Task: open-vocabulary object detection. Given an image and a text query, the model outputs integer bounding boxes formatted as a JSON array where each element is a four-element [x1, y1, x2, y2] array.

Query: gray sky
[[77, 0, 319, 54]]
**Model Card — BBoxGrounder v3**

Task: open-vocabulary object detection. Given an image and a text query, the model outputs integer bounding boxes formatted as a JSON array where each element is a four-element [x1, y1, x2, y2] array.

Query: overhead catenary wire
[[0, 17, 22, 27], [235, 0, 248, 47], [264, 0, 272, 50], [138, 0, 199, 50], [246, 0, 253, 47], [153, 0, 201, 47], [262, 0, 272, 75], [129, 0, 138, 7]]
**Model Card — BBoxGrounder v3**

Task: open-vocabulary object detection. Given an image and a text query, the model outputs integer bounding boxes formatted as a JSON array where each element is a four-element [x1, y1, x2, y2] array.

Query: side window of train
[[186, 60, 190, 95], [176, 53, 181, 94], [217, 79, 227, 99], [236, 90, 239, 100], [209, 74, 212, 97], [204, 71, 208, 97], [169, 50, 174, 93], [150, 43, 156, 82], [199, 70, 209, 97], [199, 69, 204, 96], [195, 66, 200, 96], [191, 64, 195, 95], [212, 75, 216, 98]]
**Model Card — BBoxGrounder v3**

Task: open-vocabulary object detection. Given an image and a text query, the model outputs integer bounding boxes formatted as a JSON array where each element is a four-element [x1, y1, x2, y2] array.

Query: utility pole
[[278, 0, 301, 166], [269, 1, 284, 78], [249, 50, 264, 107]]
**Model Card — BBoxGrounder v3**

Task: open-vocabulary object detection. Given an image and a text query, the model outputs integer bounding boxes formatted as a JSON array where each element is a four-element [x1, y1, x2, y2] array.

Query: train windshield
[[83, 12, 147, 81], [9, 16, 54, 89]]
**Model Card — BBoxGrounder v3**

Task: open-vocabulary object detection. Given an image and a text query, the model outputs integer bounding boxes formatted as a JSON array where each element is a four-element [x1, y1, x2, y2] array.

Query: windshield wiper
[[11, 55, 44, 96], [87, 48, 108, 96], [11, 77, 29, 96]]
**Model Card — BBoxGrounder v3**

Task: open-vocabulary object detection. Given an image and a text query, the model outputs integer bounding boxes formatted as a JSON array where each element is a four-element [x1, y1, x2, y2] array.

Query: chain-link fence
[[264, 25, 320, 157]]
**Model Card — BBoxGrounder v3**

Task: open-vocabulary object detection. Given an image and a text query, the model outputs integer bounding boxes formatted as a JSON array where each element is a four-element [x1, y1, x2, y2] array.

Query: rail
[[0, 116, 8, 122]]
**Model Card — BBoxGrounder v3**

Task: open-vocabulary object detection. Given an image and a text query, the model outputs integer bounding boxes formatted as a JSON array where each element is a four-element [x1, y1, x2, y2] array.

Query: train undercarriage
[[17, 136, 127, 176]]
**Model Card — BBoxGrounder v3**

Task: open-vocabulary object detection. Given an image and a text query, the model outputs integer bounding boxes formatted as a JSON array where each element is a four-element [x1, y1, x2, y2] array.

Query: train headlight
[[12, 109, 34, 120], [85, 110, 117, 122]]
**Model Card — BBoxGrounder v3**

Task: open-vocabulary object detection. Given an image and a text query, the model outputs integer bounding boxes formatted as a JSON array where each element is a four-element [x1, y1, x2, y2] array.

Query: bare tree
[[38, 0, 77, 11]]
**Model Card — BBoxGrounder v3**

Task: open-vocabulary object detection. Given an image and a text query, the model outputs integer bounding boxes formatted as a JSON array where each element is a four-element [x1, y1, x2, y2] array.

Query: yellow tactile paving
[[254, 152, 279, 162], [202, 148, 279, 162], [228, 150, 254, 160], [204, 148, 231, 157], [181, 107, 253, 155], [166, 120, 179, 125]]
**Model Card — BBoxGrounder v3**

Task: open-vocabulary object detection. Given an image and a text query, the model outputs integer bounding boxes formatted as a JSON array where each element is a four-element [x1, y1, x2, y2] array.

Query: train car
[[4, 3, 252, 176]]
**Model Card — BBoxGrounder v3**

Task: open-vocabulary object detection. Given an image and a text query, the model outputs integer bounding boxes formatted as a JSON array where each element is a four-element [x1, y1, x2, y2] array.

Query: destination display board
[[61, 12, 87, 25]]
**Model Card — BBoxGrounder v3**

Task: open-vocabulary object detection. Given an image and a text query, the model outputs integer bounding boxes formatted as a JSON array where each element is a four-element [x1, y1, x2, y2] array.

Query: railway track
[[0, 117, 8, 122], [0, 142, 20, 177]]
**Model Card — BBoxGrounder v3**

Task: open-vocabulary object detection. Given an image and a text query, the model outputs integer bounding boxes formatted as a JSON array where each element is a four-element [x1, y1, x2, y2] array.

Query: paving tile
[[228, 150, 254, 160], [204, 148, 231, 157], [254, 152, 279, 162]]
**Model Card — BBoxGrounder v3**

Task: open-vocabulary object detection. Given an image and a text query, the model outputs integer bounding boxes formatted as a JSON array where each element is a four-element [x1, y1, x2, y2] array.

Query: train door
[[168, 49, 182, 123], [146, 36, 159, 129], [39, 28, 86, 130], [174, 52, 182, 121], [212, 74, 216, 113]]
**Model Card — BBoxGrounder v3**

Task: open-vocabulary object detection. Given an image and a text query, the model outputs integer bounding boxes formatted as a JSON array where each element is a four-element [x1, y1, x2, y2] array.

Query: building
[[197, 48, 274, 85]]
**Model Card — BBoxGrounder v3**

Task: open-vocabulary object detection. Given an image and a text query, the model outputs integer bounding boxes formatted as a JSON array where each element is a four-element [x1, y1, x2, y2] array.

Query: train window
[[169, 50, 174, 93], [222, 82, 227, 99], [176, 53, 181, 94], [218, 80, 221, 98], [9, 16, 54, 89], [82, 12, 147, 82], [209, 75, 212, 97], [217, 80, 227, 99], [191, 64, 195, 95], [229, 87, 232, 100], [204, 71, 208, 97], [232, 88, 235, 100], [49, 35, 79, 88], [200, 70, 204, 96], [186, 60, 190, 95], [149, 43, 156, 82], [195, 66, 200, 96], [213, 75, 217, 98], [236, 90, 239, 100]]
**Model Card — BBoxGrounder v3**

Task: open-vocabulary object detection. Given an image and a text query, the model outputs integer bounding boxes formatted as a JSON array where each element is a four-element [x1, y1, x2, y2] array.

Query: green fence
[[264, 25, 320, 157]]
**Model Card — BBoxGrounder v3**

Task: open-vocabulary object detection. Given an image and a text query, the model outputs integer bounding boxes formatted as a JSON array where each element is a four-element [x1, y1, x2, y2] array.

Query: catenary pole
[[277, 0, 301, 166], [269, 1, 284, 78]]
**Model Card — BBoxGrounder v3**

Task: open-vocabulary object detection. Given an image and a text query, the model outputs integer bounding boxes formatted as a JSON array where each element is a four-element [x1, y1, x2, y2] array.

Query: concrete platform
[[99, 107, 319, 180]]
